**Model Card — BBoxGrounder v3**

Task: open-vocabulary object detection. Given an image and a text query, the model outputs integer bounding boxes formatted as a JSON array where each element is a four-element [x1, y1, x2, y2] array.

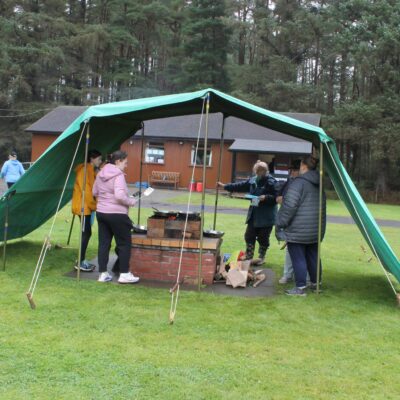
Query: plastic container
[[134, 181, 149, 189], [189, 180, 196, 191], [196, 182, 203, 192]]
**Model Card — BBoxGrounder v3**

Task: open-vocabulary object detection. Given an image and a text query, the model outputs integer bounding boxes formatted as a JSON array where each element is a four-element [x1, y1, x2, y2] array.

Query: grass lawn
[[1, 206, 400, 399], [167, 192, 400, 221]]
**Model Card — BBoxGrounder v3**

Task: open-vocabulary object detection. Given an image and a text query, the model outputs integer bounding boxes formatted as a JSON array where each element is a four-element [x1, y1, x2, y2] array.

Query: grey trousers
[[283, 248, 294, 278]]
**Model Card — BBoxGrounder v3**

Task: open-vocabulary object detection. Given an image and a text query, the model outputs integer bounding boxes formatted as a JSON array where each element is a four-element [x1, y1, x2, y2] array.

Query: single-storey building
[[25, 107, 320, 189]]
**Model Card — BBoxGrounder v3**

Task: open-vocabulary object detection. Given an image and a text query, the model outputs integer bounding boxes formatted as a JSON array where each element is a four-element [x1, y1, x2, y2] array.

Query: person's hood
[[299, 170, 319, 186], [9, 160, 20, 165], [250, 174, 275, 184], [96, 163, 123, 182]]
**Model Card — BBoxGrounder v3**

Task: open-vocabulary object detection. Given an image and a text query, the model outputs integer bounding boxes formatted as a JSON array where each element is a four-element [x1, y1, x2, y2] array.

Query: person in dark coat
[[275, 155, 326, 296], [217, 161, 278, 265]]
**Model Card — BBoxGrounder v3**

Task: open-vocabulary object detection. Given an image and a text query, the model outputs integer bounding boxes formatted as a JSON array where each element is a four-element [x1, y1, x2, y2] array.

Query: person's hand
[[276, 195, 283, 204], [259, 195, 266, 202], [217, 181, 225, 188]]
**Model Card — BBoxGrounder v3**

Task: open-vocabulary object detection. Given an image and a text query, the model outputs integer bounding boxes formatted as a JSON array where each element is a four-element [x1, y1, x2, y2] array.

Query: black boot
[[245, 243, 255, 260]]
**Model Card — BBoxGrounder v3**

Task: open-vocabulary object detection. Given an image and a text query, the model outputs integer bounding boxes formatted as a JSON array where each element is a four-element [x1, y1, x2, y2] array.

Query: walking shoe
[[278, 276, 293, 284], [285, 287, 307, 296], [74, 260, 95, 272], [308, 282, 323, 292], [118, 272, 140, 284], [98, 272, 113, 282], [253, 258, 265, 266]]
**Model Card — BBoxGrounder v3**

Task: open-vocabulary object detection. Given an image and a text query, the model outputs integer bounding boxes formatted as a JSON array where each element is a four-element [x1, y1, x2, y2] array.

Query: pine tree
[[180, 0, 231, 90]]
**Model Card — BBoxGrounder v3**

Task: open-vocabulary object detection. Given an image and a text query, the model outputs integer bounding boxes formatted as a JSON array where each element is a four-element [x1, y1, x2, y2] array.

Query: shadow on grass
[[3, 239, 77, 274], [323, 269, 398, 307], [3, 240, 398, 308]]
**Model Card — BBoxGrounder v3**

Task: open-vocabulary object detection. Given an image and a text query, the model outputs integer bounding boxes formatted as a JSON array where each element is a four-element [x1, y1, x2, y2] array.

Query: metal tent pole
[[198, 93, 210, 291], [213, 115, 226, 230], [2, 197, 9, 271], [77, 124, 90, 281], [137, 123, 145, 225], [316, 141, 324, 295], [67, 214, 75, 245]]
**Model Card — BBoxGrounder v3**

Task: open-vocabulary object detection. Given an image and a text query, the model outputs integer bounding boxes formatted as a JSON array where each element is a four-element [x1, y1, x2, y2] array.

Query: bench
[[148, 171, 180, 189]]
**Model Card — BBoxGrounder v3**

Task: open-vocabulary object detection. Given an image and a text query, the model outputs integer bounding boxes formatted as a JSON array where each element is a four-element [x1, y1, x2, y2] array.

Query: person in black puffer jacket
[[218, 161, 278, 265], [275, 155, 326, 296]]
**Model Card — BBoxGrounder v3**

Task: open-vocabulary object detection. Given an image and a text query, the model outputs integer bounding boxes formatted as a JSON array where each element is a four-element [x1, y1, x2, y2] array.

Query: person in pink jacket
[[93, 150, 140, 284]]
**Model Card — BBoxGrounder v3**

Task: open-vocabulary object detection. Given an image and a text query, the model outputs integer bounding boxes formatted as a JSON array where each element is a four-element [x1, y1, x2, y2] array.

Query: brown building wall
[[31, 134, 234, 188], [122, 139, 233, 189], [31, 134, 58, 161], [236, 153, 257, 175]]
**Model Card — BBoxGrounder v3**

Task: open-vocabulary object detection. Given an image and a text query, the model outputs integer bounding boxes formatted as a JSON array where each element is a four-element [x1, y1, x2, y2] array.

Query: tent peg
[[26, 292, 36, 309]]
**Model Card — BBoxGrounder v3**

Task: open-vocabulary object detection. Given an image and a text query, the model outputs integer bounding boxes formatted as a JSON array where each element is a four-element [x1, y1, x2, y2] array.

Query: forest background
[[1, 0, 400, 199]]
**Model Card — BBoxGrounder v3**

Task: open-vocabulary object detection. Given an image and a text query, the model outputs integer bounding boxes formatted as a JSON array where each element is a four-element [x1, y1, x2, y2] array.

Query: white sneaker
[[118, 272, 140, 284], [98, 272, 112, 282], [279, 276, 293, 284]]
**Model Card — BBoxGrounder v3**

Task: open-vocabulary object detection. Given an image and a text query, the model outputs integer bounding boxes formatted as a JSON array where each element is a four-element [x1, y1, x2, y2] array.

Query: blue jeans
[[287, 242, 321, 288]]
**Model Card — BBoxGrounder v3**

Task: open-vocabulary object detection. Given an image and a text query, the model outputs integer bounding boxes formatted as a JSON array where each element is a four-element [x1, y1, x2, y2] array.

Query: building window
[[145, 142, 165, 164], [191, 145, 212, 166]]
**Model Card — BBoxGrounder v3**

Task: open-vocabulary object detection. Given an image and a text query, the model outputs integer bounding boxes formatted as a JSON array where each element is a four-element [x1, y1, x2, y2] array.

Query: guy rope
[[26, 121, 88, 309], [169, 94, 209, 324]]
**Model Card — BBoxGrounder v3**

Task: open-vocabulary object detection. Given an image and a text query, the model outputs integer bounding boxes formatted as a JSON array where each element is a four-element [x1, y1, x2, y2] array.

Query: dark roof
[[229, 139, 312, 154], [25, 106, 320, 145], [142, 113, 320, 142], [25, 106, 88, 133]]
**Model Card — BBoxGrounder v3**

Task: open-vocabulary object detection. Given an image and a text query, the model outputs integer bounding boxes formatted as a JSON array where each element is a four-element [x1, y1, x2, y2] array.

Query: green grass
[[0, 206, 400, 399], [167, 192, 400, 221]]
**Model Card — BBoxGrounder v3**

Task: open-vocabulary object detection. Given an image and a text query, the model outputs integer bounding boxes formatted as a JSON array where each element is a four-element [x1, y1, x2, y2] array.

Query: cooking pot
[[132, 224, 147, 234], [203, 229, 225, 238], [176, 211, 201, 220], [152, 207, 179, 218]]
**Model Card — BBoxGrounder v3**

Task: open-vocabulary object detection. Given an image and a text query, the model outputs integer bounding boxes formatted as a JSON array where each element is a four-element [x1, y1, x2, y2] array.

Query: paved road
[[136, 188, 400, 228], [2, 181, 398, 228]]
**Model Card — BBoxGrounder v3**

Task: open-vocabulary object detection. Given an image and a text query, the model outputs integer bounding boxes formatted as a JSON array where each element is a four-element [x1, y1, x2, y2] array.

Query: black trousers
[[79, 215, 92, 262], [96, 212, 132, 273], [244, 224, 273, 259]]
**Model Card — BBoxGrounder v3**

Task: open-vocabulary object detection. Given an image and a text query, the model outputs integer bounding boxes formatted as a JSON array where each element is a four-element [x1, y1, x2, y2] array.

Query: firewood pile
[[215, 257, 266, 288]]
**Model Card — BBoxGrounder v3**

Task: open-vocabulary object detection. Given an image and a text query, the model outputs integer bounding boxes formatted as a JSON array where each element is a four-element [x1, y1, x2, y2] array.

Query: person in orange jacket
[[72, 149, 102, 271]]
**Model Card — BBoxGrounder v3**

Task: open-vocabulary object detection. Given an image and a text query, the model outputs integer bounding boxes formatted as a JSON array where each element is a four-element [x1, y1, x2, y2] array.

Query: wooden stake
[[26, 292, 36, 309]]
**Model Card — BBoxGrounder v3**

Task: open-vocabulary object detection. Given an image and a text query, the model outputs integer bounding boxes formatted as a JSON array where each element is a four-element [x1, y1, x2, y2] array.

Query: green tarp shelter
[[2, 88, 399, 282]]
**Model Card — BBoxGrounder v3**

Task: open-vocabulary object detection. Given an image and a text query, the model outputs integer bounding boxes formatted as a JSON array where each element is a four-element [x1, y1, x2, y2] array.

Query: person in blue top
[[1, 151, 25, 188], [217, 160, 278, 266]]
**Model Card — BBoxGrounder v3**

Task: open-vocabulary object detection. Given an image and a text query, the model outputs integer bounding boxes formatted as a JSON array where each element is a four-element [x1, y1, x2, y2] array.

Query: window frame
[[144, 142, 165, 164], [190, 145, 212, 167]]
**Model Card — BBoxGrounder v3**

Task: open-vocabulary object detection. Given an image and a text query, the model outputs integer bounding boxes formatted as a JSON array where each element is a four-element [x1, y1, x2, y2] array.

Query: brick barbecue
[[130, 213, 222, 285]]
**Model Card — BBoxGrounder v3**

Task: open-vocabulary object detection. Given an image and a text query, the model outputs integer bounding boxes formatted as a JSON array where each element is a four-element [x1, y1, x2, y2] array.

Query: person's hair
[[301, 155, 318, 171], [253, 160, 269, 174], [9, 151, 17, 158], [87, 149, 102, 162], [289, 159, 301, 170], [109, 150, 128, 165]]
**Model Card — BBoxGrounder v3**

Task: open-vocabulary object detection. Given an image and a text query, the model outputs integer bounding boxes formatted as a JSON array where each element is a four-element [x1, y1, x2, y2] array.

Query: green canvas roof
[[2, 88, 399, 282]]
